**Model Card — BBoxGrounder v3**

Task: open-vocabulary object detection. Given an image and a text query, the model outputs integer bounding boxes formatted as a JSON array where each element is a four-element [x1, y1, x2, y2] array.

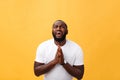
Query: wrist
[[52, 59, 58, 64]]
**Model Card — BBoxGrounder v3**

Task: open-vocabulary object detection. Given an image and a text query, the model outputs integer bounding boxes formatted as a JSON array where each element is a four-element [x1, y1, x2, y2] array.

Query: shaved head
[[53, 20, 67, 29]]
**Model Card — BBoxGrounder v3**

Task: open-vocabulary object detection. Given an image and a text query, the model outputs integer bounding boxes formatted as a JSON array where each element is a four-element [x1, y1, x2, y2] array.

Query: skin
[[34, 20, 84, 80]]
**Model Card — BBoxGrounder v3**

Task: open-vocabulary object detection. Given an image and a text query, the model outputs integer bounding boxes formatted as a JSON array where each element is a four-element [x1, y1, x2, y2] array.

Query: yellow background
[[0, 0, 120, 80]]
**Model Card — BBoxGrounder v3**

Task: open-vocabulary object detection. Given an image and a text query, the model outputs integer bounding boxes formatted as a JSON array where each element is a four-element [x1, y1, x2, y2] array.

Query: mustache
[[55, 30, 62, 34], [56, 30, 62, 32]]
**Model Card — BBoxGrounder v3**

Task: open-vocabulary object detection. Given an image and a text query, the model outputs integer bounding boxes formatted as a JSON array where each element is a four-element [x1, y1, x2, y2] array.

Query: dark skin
[[34, 20, 84, 80]]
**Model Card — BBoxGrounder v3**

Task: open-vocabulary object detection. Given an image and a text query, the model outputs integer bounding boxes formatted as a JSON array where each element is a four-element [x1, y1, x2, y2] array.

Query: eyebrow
[[53, 24, 67, 28], [52, 21, 67, 29]]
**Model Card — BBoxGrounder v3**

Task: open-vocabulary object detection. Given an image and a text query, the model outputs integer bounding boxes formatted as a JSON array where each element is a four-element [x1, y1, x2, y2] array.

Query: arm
[[62, 63, 84, 80], [34, 60, 57, 76], [34, 47, 61, 76], [58, 47, 84, 80]]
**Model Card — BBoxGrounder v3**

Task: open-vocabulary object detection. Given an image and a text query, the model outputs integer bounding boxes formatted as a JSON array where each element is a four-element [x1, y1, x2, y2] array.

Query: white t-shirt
[[35, 39, 84, 80]]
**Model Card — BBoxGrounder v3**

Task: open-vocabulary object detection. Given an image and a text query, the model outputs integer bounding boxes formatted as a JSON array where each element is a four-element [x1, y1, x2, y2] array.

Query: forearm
[[62, 63, 84, 80], [34, 60, 57, 76]]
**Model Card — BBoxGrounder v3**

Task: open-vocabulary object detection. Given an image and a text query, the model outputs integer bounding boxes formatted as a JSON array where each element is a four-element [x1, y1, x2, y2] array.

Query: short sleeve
[[35, 43, 46, 63], [74, 47, 84, 65]]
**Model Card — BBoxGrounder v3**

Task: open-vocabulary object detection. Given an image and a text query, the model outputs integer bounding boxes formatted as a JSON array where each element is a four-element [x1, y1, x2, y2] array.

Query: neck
[[54, 39, 66, 46]]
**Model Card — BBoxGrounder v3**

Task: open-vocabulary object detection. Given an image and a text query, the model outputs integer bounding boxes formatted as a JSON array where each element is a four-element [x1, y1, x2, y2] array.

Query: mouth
[[56, 31, 62, 38]]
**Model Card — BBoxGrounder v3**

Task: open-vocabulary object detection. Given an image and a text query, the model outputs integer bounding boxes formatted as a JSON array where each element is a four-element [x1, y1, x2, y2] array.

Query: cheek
[[52, 30, 56, 35], [62, 30, 67, 34], [52, 29, 55, 33]]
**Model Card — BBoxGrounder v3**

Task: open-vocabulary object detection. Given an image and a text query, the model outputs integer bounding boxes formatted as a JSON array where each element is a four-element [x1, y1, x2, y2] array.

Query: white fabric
[[35, 39, 84, 80]]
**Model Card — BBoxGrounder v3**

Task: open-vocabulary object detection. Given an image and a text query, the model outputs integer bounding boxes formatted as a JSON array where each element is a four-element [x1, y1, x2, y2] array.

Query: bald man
[[34, 20, 84, 80]]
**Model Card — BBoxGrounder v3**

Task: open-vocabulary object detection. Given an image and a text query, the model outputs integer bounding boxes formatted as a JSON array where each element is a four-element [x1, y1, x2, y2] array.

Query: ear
[[66, 29, 68, 34]]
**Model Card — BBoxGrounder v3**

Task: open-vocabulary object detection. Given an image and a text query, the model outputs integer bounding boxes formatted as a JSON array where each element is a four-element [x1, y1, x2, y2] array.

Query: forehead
[[53, 21, 66, 26], [52, 20, 68, 29]]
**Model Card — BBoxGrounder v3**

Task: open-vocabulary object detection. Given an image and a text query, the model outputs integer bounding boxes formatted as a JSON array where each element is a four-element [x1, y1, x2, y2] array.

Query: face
[[52, 20, 68, 42]]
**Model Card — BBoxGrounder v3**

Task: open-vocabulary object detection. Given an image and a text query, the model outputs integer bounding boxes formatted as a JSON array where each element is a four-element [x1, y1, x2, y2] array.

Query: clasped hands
[[54, 45, 65, 65]]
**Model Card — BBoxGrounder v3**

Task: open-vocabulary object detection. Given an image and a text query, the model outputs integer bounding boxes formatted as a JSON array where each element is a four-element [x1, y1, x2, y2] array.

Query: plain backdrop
[[0, 0, 120, 80]]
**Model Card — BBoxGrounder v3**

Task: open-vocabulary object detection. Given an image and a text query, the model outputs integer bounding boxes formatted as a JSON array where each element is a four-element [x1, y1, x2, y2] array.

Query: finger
[[58, 52, 61, 57], [57, 44, 60, 48], [59, 48, 62, 53], [57, 46, 61, 52]]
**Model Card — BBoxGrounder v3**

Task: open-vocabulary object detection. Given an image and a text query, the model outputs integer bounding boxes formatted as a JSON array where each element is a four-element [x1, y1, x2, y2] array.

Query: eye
[[60, 25, 66, 29], [61, 26, 65, 28], [53, 25, 58, 28]]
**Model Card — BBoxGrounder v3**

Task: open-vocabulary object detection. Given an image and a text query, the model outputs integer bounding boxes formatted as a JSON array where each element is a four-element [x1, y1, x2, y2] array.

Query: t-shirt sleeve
[[35, 43, 46, 63], [74, 47, 84, 65]]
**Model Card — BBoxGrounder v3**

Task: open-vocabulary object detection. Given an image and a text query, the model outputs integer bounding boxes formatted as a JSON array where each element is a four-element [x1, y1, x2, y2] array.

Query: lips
[[56, 31, 62, 38]]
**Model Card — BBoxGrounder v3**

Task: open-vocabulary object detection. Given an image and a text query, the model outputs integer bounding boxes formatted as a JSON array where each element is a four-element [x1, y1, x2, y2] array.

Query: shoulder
[[37, 39, 54, 49], [67, 40, 82, 49], [67, 40, 83, 54]]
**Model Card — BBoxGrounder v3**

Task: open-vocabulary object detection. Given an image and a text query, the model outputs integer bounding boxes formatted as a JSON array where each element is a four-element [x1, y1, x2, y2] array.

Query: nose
[[56, 26, 61, 30]]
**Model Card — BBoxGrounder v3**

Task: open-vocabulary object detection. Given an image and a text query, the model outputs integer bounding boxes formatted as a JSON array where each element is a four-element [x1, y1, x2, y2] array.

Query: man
[[34, 20, 84, 80]]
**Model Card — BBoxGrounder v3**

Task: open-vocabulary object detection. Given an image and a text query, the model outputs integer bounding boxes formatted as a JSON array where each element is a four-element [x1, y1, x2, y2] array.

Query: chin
[[54, 37, 65, 42], [52, 33, 66, 42]]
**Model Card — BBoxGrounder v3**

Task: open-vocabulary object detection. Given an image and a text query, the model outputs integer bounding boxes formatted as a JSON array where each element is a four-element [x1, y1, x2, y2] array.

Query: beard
[[52, 31, 67, 42]]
